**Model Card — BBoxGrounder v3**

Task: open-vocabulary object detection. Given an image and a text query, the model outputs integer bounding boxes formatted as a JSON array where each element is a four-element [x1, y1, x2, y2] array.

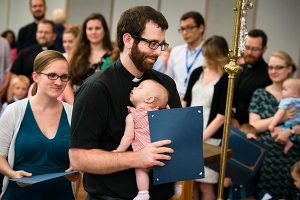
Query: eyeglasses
[[39, 72, 70, 82], [268, 65, 288, 71], [178, 25, 198, 33], [244, 45, 262, 52], [131, 35, 169, 51]]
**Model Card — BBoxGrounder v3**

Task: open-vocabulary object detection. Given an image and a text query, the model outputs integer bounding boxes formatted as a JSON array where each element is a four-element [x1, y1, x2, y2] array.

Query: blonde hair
[[291, 161, 300, 176], [283, 78, 300, 96], [240, 123, 258, 136], [11, 75, 30, 88], [52, 8, 66, 24], [63, 25, 81, 39], [202, 35, 229, 75], [270, 51, 294, 71], [31, 50, 68, 96]]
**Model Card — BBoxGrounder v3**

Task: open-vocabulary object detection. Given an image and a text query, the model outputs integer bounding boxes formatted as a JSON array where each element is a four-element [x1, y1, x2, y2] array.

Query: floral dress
[[249, 88, 300, 199]]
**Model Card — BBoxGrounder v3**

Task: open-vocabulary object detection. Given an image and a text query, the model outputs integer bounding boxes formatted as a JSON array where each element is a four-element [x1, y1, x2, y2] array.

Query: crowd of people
[[0, 0, 299, 199]]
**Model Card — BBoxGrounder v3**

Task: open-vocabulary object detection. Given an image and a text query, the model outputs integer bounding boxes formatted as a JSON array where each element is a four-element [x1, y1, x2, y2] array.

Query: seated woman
[[0, 50, 79, 200]]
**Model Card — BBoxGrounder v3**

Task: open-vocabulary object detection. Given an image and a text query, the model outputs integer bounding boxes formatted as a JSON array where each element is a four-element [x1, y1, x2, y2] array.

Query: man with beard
[[69, 6, 181, 200], [233, 29, 272, 126], [10, 19, 58, 83], [17, 0, 47, 51], [166, 11, 205, 101]]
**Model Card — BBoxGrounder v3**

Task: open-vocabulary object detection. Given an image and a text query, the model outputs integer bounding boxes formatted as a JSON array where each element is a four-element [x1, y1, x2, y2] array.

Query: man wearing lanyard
[[166, 11, 205, 103]]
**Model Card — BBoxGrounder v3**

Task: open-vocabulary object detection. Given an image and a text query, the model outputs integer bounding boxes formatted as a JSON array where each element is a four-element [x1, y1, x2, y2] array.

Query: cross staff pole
[[217, 0, 244, 199]]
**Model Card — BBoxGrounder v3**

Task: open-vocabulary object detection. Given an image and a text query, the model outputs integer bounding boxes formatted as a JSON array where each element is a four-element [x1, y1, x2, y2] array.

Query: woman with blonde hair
[[0, 50, 79, 200], [249, 50, 300, 199], [184, 35, 229, 200]]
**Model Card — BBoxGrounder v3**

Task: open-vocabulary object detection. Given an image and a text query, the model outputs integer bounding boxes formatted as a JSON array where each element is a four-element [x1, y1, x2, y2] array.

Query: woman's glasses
[[267, 65, 288, 71], [39, 72, 70, 82]]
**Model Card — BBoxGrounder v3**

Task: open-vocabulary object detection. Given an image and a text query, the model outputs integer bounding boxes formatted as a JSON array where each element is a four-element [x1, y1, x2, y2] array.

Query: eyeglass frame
[[267, 65, 289, 71], [178, 25, 198, 33], [244, 45, 263, 52], [39, 72, 71, 82], [131, 35, 169, 51]]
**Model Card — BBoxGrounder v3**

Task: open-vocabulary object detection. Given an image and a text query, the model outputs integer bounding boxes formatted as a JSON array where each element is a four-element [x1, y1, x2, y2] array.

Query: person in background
[[184, 35, 229, 200], [233, 29, 272, 127], [52, 8, 68, 52], [0, 75, 30, 115], [10, 19, 60, 83], [240, 123, 258, 139], [17, 0, 47, 52], [0, 50, 79, 200], [268, 78, 300, 154], [0, 36, 12, 195], [69, 13, 113, 92], [62, 26, 81, 61], [1, 30, 17, 63], [0, 37, 11, 106], [153, 48, 171, 73], [167, 11, 205, 101], [249, 50, 300, 199], [291, 161, 300, 190], [69, 6, 181, 199]]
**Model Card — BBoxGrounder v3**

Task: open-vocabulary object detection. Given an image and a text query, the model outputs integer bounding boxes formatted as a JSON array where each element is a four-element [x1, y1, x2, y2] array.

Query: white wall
[[255, 0, 300, 67], [160, 0, 206, 48], [5, 0, 65, 36], [67, 0, 112, 27], [0, 0, 299, 67]]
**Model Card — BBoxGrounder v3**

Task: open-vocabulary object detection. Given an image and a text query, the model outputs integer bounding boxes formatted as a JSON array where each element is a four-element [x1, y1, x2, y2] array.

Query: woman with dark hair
[[69, 13, 113, 91], [1, 30, 17, 62], [184, 35, 229, 200]]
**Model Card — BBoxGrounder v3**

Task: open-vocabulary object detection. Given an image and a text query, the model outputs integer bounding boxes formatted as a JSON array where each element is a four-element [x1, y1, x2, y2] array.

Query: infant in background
[[1, 75, 30, 115], [240, 123, 258, 140], [269, 78, 300, 154], [115, 79, 182, 200]]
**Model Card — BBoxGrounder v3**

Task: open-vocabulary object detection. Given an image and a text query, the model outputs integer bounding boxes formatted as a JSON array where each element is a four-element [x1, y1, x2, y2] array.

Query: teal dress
[[2, 103, 74, 200], [249, 88, 300, 199]]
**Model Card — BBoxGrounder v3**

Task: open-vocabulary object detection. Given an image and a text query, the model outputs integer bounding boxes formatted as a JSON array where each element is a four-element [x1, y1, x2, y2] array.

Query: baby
[[269, 78, 300, 154], [240, 123, 258, 140], [115, 79, 181, 200], [291, 161, 300, 199]]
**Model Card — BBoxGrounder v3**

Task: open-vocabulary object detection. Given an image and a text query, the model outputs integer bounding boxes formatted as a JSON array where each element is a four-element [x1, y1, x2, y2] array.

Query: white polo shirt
[[166, 43, 204, 97]]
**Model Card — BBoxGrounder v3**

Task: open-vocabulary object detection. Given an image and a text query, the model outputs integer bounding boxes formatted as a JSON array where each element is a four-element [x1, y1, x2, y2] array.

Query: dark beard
[[34, 14, 45, 21], [129, 42, 158, 73]]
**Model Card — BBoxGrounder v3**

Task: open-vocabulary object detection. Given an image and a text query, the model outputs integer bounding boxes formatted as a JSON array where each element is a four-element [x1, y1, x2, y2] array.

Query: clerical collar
[[132, 77, 143, 82], [42, 47, 48, 51]]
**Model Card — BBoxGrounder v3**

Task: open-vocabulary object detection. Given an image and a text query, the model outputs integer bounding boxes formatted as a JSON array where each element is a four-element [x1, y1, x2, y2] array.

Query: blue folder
[[209, 126, 267, 185], [10, 171, 79, 184], [148, 106, 204, 185]]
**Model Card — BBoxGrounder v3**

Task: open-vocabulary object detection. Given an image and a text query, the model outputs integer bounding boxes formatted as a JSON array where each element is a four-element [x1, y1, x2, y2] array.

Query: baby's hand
[[283, 140, 294, 154], [246, 133, 257, 140]]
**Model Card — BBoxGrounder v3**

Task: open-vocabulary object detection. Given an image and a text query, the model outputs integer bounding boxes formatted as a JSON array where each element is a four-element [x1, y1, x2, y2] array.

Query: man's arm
[[116, 114, 135, 152], [69, 140, 173, 174]]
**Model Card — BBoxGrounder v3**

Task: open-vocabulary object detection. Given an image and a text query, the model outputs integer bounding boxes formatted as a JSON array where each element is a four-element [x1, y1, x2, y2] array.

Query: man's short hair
[[38, 19, 56, 33], [117, 6, 168, 51], [30, 0, 46, 7], [248, 29, 268, 48], [180, 11, 205, 27]]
